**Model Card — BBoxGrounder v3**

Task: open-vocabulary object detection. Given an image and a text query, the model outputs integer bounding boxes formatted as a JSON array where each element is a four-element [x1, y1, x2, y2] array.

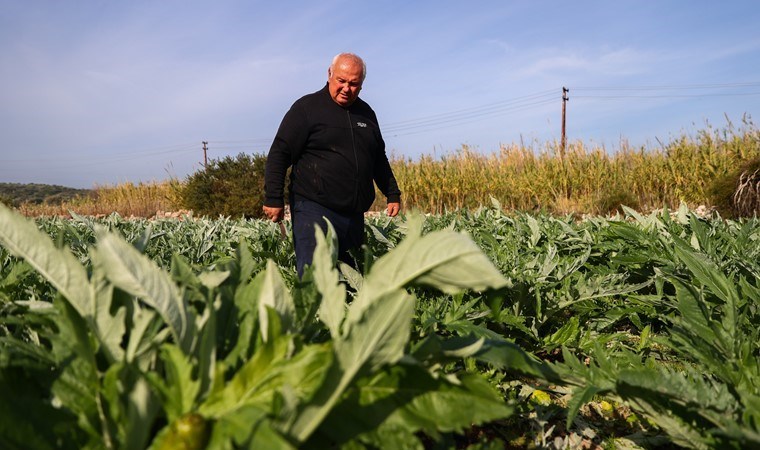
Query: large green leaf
[[222, 275, 262, 368], [258, 259, 295, 341], [200, 334, 332, 419], [351, 215, 508, 323], [474, 339, 563, 383], [670, 278, 734, 376], [311, 365, 513, 447], [311, 222, 347, 339], [89, 252, 126, 363], [200, 333, 290, 418], [672, 238, 740, 347], [339, 289, 414, 377], [49, 300, 102, 440], [288, 217, 509, 443], [93, 229, 194, 352], [287, 288, 415, 442], [123, 376, 160, 450], [0, 367, 79, 449], [147, 344, 201, 422], [196, 289, 218, 402], [565, 385, 603, 429], [0, 203, 94, 318], [125, 305, 163, 366], [0, 259, 33, 289], [200, 404, 295, 450], [616, 368, 730, 450]]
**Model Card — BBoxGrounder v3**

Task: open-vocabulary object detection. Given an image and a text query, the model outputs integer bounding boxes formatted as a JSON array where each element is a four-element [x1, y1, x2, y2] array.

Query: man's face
[[328, 58, 363, 107]]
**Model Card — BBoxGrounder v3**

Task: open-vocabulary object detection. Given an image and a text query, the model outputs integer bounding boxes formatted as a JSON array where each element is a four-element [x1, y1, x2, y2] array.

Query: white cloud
[[517, 47, 660, 79]]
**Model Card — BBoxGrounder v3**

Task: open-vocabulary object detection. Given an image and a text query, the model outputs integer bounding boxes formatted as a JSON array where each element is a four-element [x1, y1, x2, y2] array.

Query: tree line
[[0, 182, 92, 207]]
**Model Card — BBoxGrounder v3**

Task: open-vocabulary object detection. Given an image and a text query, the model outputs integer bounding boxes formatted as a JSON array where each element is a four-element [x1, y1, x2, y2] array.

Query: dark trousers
[[291, 197, 364, 277]]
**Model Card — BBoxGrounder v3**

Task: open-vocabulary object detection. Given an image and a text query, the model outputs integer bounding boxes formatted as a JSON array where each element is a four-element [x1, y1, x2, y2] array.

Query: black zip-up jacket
[[264, 84, 401, 214]]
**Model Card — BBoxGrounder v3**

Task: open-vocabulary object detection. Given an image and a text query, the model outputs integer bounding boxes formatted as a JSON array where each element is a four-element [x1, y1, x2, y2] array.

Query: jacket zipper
[[347, 109, 359, 211]]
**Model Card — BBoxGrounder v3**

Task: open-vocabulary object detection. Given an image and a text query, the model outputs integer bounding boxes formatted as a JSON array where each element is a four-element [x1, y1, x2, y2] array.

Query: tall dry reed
[[379, 119, 759, 215]]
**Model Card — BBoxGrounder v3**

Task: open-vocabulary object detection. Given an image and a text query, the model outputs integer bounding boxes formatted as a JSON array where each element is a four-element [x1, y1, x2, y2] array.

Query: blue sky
[[1, 1, 759, 188]]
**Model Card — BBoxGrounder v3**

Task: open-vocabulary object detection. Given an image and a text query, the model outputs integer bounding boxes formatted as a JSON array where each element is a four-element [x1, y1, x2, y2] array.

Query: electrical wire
[[200, 89, 562, 145], [572, 81, 760, 91], [385, 98, 556, 137], [571, 81, 760, 100], [383, 90, 558, 136], [5, 81, 756, 168], [573, 92, 760, 99]]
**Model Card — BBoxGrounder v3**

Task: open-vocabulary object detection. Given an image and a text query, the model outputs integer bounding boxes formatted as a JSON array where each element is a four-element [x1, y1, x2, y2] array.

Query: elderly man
[[263, 53, 401, 277]]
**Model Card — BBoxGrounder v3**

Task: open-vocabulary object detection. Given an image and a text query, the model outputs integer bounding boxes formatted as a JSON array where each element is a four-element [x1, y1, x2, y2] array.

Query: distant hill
[[0, 182, 93, 206]]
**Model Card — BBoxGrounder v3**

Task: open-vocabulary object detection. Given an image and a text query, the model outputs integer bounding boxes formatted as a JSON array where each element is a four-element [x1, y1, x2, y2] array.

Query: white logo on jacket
[[356, 122, 367, 127]]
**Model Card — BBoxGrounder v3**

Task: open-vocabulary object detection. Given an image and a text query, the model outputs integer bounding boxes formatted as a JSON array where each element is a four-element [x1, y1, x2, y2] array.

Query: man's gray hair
[[331, 52, 367, 81]]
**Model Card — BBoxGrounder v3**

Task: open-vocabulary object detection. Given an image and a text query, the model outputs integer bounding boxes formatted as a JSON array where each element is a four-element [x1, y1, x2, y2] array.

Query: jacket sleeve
[[372, 133, 402, 204], [264, 102, 309, 208]]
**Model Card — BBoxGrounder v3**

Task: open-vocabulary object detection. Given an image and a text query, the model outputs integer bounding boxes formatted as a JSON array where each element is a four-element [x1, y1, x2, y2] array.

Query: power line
[[383, 90, 555, 127], [206, 138, 272, 145], [574, 92, 760, 99], [198, 81, 757, 143], [385, 98, 556, 137], [383, 90, 557, 136], [5, 81, 756, 169], [206, 143, 271, 150], [200, 91, 559, 143], [571, 81, 760, 101], [558, 81, 759, 151], [572, 81, 760, 91]]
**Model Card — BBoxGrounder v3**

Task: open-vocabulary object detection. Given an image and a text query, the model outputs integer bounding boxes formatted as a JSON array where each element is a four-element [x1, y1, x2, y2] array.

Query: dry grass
[[15, 121, 760, 218], [18, 180, 184, 218]]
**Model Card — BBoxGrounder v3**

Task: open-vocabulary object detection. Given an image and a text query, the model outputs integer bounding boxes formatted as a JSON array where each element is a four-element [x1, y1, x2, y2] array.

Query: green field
[[1, 203, 759, 449]]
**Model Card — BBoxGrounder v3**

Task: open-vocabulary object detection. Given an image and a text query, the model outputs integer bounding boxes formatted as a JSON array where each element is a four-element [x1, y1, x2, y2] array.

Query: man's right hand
[[263, 206, 284, 222]]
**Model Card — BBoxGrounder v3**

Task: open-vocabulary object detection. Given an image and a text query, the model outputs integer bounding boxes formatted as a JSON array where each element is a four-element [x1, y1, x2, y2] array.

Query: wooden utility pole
[[202, 141, 208, 168], [561, 87, 569, 158]]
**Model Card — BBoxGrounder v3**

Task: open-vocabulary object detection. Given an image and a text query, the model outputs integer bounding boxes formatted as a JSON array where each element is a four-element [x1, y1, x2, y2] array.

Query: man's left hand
[[386, 202, 400, 217]]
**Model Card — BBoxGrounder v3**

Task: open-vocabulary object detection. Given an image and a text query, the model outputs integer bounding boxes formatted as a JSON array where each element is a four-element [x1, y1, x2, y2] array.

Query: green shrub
[[0, 194, 17, 208], [180, 152, 267, 218]]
